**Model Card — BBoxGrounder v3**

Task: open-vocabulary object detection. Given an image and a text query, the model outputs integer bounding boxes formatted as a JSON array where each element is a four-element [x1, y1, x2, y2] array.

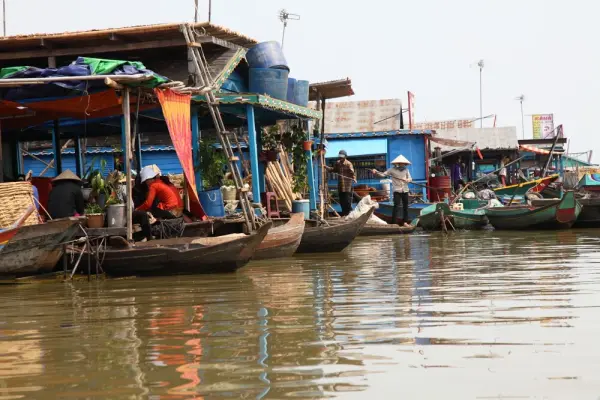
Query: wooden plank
[[193, 36, 244, 51], [0, 38, 188, 61]]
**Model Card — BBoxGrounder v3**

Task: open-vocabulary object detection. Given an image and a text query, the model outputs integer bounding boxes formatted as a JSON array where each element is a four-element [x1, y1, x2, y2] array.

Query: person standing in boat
[[324, 150, 356, 216], [47, 170, 85, 219], [451, 157, 464, 192], [499, 156, 509, 186], [136, 165, 183, 219], [371, 155, 412, 227]]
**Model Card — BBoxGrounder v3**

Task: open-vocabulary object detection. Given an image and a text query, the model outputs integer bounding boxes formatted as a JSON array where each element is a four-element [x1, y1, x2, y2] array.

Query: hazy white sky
[[6, 0, 598, 158]]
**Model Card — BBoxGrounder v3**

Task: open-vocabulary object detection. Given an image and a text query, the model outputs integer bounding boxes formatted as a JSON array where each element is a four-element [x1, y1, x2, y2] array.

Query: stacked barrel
[[246, 41, 309, 106]]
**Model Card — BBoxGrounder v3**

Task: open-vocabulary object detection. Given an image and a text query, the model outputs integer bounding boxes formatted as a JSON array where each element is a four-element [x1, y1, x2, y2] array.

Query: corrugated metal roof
[[28, 145, 174, 156], [325, 130, 433, 139]]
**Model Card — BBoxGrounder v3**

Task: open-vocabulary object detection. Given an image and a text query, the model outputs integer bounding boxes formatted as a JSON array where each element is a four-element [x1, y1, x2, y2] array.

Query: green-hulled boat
[[418, 199, 499, 231], [485, 190, 581, 230]]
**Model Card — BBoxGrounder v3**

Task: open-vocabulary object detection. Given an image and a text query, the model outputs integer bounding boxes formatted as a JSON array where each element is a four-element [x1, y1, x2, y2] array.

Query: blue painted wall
[[386, 135, 427, 181], [141, 151, 183, 175]]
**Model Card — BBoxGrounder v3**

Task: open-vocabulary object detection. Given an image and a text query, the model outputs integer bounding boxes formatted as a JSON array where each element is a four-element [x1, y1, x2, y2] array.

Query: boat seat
[[261, 192, 281, 218]]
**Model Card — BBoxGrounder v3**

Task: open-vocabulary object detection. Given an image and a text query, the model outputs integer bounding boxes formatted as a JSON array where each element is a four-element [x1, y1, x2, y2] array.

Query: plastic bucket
[[221, 70, 248, 93], [246, 41, 289, 71], [292, 199, 310, 220], [249, 68, 289, 100], [198, 188, 225, 217], [107, 204, 126, 228], [293, 80, 309, 106], [286, 77, 297, 103]]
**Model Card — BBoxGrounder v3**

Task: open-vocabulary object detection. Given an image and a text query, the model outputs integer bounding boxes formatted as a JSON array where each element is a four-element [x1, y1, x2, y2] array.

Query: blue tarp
[[0, 57, 168, 101]]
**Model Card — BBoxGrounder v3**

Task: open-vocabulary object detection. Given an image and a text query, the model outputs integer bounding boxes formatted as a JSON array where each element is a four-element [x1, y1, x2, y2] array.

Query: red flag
[[155, 88, 206, 219], [476, 147, 484, 160]]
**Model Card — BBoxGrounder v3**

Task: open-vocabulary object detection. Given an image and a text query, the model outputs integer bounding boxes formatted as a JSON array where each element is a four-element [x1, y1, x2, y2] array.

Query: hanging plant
[[199, 140, 227, 189], [282, 124, 309, 195]]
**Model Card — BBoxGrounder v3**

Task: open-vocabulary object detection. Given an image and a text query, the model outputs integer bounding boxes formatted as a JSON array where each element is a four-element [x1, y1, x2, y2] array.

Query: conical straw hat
[[53, 169, 81, 182], [391, 154, 411, 165]]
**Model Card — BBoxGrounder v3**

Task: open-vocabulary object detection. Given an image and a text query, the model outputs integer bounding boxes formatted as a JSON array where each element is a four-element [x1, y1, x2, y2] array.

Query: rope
[[152, 218, 186, 239]]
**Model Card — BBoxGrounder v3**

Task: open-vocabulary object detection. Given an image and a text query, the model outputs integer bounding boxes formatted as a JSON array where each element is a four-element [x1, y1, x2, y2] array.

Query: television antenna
[[279, 9, 300, 50]]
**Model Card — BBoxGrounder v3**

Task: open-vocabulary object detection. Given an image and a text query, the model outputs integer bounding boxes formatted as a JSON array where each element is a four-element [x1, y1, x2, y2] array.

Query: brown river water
[[1, 230, 600, 399]]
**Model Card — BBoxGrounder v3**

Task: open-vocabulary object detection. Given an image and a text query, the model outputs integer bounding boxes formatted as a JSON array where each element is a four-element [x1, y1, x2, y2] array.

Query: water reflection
[[0, 230, 599, 398]]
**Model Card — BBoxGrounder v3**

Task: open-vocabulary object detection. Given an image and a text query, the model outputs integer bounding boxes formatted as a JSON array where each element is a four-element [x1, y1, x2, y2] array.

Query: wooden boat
[[327, 217, 416, 236], [182, 213, 306, 260], [493, 174, 559, 197], [374, 201, 430, 224], [99, 222, 271, 277], [485, 190, 581, 230], [0, 213, 84, 277], [254, 213, 305, 260], [573, 196, 600, 228], [296, 207, 374, 253], [417, 199, 501, 231]]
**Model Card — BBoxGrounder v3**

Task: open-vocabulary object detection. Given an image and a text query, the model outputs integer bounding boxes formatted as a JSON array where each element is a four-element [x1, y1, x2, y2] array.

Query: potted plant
[[104, 171, 127, 228], [221, 178, 237, 201], [85, 203, 105, 228], [262, 126, 280, 162]]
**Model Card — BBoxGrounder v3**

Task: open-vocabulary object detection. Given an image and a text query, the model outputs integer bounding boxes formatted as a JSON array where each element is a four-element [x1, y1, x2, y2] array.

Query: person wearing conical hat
[[47, 169, 85, 219], [372, 155, 412, 227]]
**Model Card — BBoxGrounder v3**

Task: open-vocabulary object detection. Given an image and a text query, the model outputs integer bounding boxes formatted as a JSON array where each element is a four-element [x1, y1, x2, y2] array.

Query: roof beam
[[0, 38, 188, 61], [190, 36, 244, 51]]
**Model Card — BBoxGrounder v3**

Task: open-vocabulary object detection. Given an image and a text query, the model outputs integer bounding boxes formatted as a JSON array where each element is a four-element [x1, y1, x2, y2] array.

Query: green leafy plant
[[222, 178, 235, 187], [282, 124, 309, 195], [199, 140, 227, 189], [262, 126, 281, 151], [85, 203, 103, 214]]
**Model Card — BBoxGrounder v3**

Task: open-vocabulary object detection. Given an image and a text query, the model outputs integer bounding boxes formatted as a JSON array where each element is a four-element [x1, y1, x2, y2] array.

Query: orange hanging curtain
[[155, 88, 206, 219]]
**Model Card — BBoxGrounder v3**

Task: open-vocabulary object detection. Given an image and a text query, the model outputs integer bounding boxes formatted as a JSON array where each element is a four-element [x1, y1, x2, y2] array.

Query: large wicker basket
[[0, 182, 42, 228]]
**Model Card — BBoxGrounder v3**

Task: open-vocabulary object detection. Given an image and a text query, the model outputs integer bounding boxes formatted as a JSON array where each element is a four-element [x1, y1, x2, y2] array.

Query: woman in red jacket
[[136, 165, 183, 219]]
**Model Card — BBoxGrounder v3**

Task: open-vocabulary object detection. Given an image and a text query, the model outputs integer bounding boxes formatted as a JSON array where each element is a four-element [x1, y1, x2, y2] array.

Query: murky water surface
[[1, 230, 600, 399]]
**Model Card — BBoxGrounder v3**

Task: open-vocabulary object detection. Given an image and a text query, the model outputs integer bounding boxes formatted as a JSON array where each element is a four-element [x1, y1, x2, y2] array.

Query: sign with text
[[532, 114, 554, 139], [321, 99, 402, 133]]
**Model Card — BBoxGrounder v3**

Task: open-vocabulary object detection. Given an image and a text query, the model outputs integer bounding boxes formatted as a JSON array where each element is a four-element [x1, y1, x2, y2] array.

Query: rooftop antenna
[[515, 94, 525, 139], [279, 9, 300, 50]]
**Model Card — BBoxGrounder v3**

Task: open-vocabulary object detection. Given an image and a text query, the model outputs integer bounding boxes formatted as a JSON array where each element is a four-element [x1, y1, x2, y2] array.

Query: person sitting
[[136, 165, 183, 219], [47, 170, 84, 219]]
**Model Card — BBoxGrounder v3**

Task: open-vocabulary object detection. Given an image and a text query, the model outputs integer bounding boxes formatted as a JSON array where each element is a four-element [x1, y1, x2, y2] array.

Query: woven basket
[[0, 182, 42, 228]]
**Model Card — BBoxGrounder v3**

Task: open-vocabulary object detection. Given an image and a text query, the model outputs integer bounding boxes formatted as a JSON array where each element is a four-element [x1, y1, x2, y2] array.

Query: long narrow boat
[[0, 215, 84, 277], [574, 196, 600, 228], [374, 202, 430, 224], [182, 213, 306, 260], [485, 190, 581, 230], [327, 217, 416, 236], [296, 207, 374, 253], [254, 213, 305, 260], [493, 174, 559, 197], [99, 222, 271, 277]]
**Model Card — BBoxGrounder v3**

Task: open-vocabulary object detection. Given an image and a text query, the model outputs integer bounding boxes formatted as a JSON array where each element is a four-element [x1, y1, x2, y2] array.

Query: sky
[[5, 0, 598, 160]]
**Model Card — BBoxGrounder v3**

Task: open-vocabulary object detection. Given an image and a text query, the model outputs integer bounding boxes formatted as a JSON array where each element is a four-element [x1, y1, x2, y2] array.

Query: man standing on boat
[[325, 150, 356, 216], [371, 155, 412, 227]]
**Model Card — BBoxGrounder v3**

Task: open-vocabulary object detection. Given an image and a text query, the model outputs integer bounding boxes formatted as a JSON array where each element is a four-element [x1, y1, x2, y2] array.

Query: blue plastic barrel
[[249, 68, 289, 100], [293, 80, 309, 106], [221, 70, 248, 93], [286, 77, 297, 103], [198, 188, 225, 217], [246, 41, 289, 71], [292, 199, 310, 220]]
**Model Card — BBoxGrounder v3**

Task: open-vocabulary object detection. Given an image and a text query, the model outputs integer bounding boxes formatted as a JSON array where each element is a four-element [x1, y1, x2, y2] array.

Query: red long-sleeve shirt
[[136, 180, 183, 212]]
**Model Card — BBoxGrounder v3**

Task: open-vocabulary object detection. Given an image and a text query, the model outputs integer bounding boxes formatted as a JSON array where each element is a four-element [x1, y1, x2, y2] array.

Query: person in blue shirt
[[17, 174, 39, 210]]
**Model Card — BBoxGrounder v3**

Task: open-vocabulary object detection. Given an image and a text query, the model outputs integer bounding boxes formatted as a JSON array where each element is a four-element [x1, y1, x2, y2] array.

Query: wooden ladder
[[181, 24, 256, 231]]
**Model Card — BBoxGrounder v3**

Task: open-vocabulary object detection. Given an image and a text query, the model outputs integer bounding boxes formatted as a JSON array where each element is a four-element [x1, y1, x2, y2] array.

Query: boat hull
[[296, 208, 374, 253], [573, 197, 600, 228], [100, 223, 270, 277], [374, 202, 429, 224], [0, 217, 83, 277], [486, 191, 581, 230], [254, 213, 305, 260]]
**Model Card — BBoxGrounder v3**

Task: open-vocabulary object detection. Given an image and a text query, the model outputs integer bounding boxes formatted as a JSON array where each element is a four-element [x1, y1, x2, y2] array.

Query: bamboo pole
[[39, 139, 73, 176], [122, 89, 133, 242], [20, 148, 51, 167], [0, 73, 154, 87]]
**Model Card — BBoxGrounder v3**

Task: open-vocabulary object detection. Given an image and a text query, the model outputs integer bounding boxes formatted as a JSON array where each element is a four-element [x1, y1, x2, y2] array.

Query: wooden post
[[191, 108, 202, 192], [306, 123, 317, 211], [74, 136, 83, 177], [0, 121, 3, 182], [15, 139, 23, 176], [121, 89, 133, 242], [246, 105, 261, 203], [52, 120, 62, 175]]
